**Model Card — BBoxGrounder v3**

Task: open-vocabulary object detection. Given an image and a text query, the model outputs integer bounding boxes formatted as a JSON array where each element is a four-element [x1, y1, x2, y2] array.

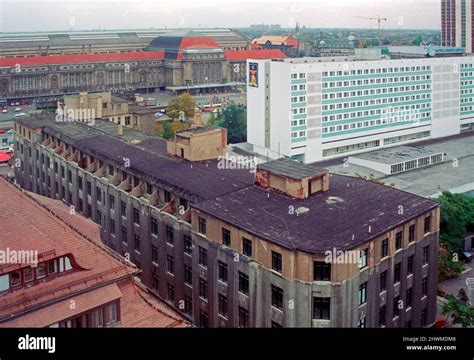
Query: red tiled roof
[[0, 178, 189, 328], [28, 192, 101, 243], [224, 49, 287, 60], [0, 51, 165, 68], [250, 43, 263, 50], [285, 38, 299, 48], [4, 283, 123, 327], [177, 37, 220, 60]]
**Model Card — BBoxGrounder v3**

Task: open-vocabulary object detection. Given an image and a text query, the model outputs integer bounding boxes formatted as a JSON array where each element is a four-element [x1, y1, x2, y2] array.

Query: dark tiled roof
[[258, 158, 326, 180], [193, 174, 439, 254], [16, 117, 254, 201]]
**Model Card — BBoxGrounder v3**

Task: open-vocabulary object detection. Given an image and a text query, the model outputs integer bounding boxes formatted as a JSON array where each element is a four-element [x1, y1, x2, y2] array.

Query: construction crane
[[354, 15, 388, 32]]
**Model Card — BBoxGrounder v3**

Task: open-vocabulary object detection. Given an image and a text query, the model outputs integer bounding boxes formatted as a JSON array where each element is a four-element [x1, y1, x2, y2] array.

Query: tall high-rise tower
[[441, 0, 473, 53]]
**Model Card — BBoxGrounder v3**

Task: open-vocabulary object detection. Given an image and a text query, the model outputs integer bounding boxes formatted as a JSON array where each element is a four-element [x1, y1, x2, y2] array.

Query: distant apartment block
[[441, 0, 473, 53], [247, 55, 474, 164], [13, 115, 440, 328]]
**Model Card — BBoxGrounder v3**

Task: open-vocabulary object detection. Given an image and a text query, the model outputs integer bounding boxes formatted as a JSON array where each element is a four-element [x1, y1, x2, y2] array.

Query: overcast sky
[[0, 0, 441, 32]]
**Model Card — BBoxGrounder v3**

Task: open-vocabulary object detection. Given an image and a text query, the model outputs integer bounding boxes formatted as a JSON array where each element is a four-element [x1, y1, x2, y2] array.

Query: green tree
[[166, 93, 196, 121], [438, 245, 465, 282], [220, 102, 246, 144], [161, 121, 174, 140], [441, 294, 474, 328], [436, 192, 474, 253], [156, 121, 174, 140]]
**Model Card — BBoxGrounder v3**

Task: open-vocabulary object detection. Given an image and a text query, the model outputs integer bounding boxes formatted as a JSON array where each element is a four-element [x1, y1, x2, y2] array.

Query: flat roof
[[258, 158, 326, 180], [15, 116, 254, 202], [193, 174, 438, 255], [317, 132, 474, 198], [349, 146, 443, 165]]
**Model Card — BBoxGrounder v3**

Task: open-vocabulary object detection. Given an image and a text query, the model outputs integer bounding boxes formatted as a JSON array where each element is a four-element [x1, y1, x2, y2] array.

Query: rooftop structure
[[348, 146, 445, 175]]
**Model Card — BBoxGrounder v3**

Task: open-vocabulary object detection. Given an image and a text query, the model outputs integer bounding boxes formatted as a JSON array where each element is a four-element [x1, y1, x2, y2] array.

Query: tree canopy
[[219, 102, 247, 144], [167, 93, 196, 121]]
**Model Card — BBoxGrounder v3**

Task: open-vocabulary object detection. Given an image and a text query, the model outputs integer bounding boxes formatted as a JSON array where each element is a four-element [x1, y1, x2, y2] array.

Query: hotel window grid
[[198, 217, 207, 235], [271, 285, 284, 310], [184, 265, 192, 286], [166, 255, 174, 275], [313, 297, 330, 320], [222, 228, 231, 246], [96, 187, 101, 202], [218, 295, 228, 318], [239, 272, 249, 295], [166, 225, 174, 245], [243, 238, 252, 257], [272, 251, 282, 273], [359, 282, 367, 305], [199, 279, 208, 300], [198, 247, 208, 268], [314, 261, 331, 281], [218, 261, 228, 283], [184, 235, 192, 255]]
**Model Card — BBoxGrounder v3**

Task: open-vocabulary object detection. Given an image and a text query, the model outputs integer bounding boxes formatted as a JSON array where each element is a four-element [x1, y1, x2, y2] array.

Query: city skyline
[[0, 0, 441, 32]]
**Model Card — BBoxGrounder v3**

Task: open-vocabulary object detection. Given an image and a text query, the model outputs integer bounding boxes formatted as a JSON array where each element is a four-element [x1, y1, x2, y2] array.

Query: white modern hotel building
[[247, 55, 474, 163]]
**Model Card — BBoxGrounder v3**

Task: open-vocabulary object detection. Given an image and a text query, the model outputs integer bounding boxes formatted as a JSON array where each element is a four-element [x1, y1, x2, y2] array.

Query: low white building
[[246, 55, 474, 164]]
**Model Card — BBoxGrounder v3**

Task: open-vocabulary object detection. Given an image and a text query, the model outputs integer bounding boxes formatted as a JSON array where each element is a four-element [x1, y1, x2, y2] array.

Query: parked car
[[14, 107, 22, 112], [460, 251, 473, 263], [14, 112, 27, 117]]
